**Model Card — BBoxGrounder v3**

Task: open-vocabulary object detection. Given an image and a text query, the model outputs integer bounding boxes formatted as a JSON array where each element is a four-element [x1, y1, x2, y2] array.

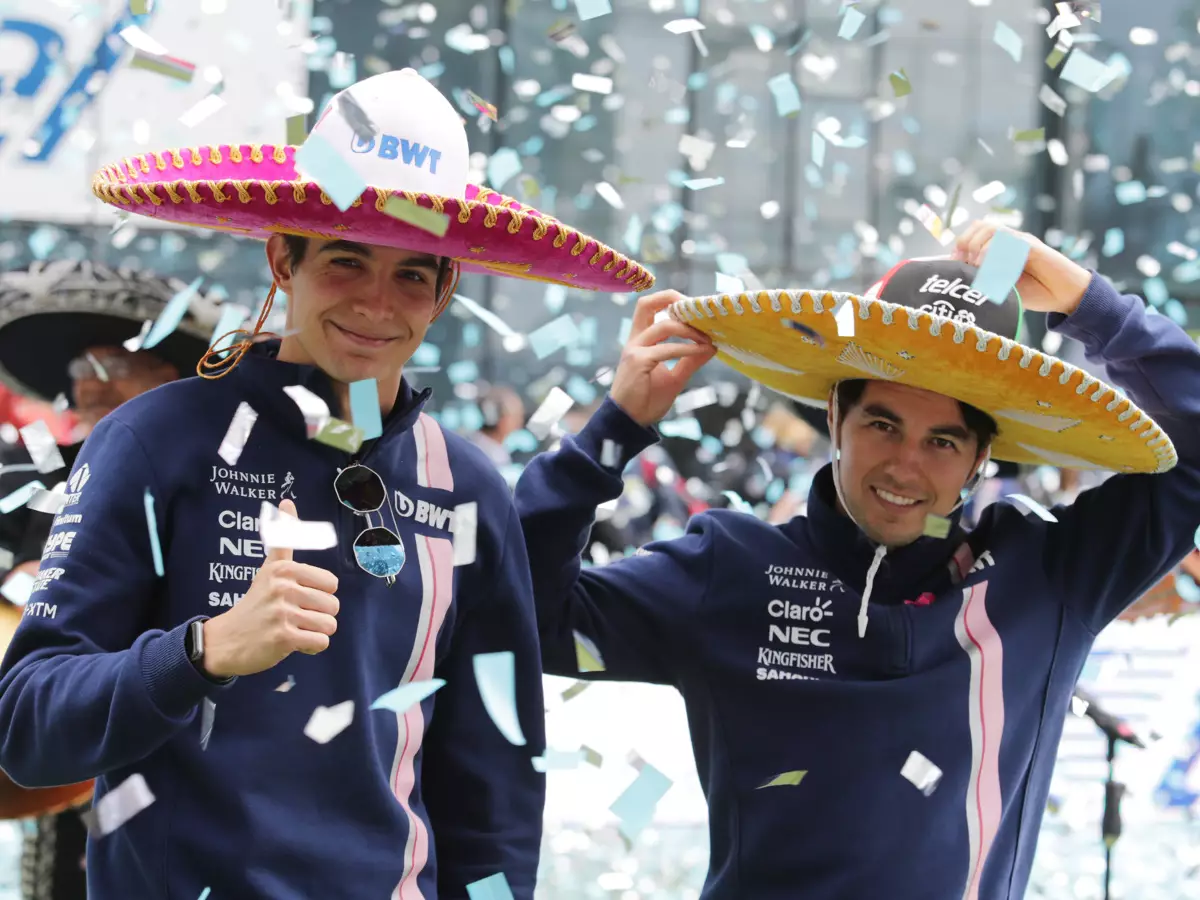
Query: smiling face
[[830, 381, 987, 548], [266, 235, 443, 392]]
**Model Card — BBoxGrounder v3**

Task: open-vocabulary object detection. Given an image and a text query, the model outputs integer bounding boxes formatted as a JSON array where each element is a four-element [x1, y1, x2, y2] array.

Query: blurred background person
[[465, 383, 526, 468]]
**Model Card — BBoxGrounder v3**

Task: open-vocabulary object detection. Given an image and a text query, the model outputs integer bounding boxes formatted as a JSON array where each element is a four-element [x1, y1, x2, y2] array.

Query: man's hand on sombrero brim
[[954, 221, 1092, 317], [610, 290, 716, 428]]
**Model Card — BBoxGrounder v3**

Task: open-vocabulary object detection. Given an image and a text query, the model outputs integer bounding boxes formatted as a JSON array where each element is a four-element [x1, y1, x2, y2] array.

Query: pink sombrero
[[90, 69, 654, 298]]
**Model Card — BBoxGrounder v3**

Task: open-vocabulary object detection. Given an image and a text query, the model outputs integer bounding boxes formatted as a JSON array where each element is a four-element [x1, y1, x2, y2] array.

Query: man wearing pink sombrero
[[0, 69, 654, 900], [517, 222, 1200, 899]]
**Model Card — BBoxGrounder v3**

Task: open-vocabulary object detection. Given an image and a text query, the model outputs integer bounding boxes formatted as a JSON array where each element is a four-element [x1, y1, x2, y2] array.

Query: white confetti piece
[[595, 181, 624, 209], [915, 204, 956, 246], [26, 488, 67, 515], [304, 700, 354, 744], [452, 293, 522, 339], [674, 386, 719, 414], [218, 402, 258, 466], [1, 571, 35, 607], [972, 181, 1006, 204], [283, 385, 332, 438], [275, 675, 295, 693], [83, 773, 155, 837], [1071, 695, 1089, 717], [20, 421, 64, 474], [371, 679, 445, 712], [834, 298, 855, 337], [119, 25, 169, 56], [452, 501, 478, 567], [473, 651, 526, 746], [901, 750, 942, 796], [664, 18, 705, 34], [1006, 493, 1058, 522], [0, 481, 46, 515], [532, 748, 586, 772], [599, 439, 622, 469], [199, 698, 216, 751], [259, 501, 337, 551], [179, 93, 227, 128], [527, 387, 575, 440], [122, 321, 152, 353], [571, 73, 614, 94]]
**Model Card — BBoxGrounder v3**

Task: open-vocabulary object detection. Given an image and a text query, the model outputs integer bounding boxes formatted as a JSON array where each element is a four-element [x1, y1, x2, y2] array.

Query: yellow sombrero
[[669, 258, 1175, 474]]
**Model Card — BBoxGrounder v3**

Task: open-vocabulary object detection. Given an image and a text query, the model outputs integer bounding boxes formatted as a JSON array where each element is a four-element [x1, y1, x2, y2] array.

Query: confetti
[[971, 230, 1031, 303], [143, 277, 203, 350], [179, 93, 227, 128], [348, 379, 383, 440], [972, 181, 1006, 204], [26, 488, 67, 515], [294, 135, 367, 212], [371, 679, 445, 712], [1102, 228, 1125, 257], [993, 21, 1024, 62], [199, 698, 215, 751], [283, 385, 332, 438], [812, 132, 827, 167], [572, 73, 614, 94], [532, 749, 586, 772], [574, 0, 612, 21], [453, 502, 478, 566], [1038, 84, 1067, 116], [1, 572, 35, 607], [0, 481, 46, 515], [119, 25, 169, 56], [466, 90, 498, 120], [209, 304, 250, 356], [144, 489, 165, 577], [452, 294, 522, 339], [1071, 695, 1090, 717], [574, 631, 606, 672], [838, 6, 867, 39], [381, 196, 451, 237], [20, 421, 64, 474], [664, 18, 705, 34], [834, 297, 855, 337], [766, 73, 801, 117], [889, 69, 911, 98], [528, 315, 581, 359], [1060, 48, 1116, 92], [683, 177, 725, 190], [304, 700, 355, 744], [1006, 493, 1058, 522], [131, 0, 152, 12], [1011, 127, 1045, 143], [466, 873, 516, 900], [562, 681, 590, 702], [675, 386, 719, 414], [599, 439, 622, 468], [610, 762, 672, 841], [314, 419, 364, 454], [218, 402, 258, 466], [473, 651, 526, 746], [595, 182, 624, 210], [286, 114, 307, 145], [582, 746, 603, 767], [527, 390, 575, 445], [758, 770, 807, 789], [128, 49, 196, 83], [259, 501, 337, 551], [915, 204, 955, 246], [81, 773, 155, 837], [198, 889, 211, 900], [923, 515, 951, 539], [487, 148, 523, 191], [275, 676, 296, 693], [901, 750, 943, 796]]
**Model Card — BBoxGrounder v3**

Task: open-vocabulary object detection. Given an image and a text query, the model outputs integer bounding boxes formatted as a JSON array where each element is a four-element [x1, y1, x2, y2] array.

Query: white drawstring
[[859, 544, 887, 637]]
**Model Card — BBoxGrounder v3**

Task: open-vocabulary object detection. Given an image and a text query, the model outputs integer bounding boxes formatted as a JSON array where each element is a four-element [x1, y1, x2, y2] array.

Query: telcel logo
[[350, 134, 442, 174], [918, 275, 988, 306]]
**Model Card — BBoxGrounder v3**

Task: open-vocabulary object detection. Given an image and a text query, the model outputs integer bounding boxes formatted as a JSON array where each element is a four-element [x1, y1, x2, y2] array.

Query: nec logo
[[395, 491, 454, 532], [351, 134, 442, 174], [918, 275, 988, 307]]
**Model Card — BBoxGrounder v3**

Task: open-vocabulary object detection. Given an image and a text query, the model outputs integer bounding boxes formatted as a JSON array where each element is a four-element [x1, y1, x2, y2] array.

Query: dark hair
[[280, 234, 451, 294], [834, 379, 997, 451]]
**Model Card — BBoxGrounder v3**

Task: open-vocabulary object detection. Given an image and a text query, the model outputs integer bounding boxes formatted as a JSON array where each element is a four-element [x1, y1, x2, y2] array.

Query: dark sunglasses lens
[[353, 527, 405, 578], [335, 465, 385, 512]]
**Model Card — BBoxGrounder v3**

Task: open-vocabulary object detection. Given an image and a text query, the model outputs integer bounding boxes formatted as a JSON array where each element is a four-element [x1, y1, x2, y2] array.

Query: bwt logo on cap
[[351, 134, 443, 174], [918, 275, 988, 307]]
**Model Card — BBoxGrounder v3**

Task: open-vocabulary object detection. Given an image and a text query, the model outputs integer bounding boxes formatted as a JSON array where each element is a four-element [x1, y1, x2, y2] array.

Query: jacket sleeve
[[0, 416, 230, 788], [1038, 273, 1200, 633], [513, 397, 715, 685], [419, 500, 546, 900]]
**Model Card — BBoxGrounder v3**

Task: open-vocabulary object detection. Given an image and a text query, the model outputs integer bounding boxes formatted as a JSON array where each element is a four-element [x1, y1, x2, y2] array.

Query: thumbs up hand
[[200, 499, 341, 679]]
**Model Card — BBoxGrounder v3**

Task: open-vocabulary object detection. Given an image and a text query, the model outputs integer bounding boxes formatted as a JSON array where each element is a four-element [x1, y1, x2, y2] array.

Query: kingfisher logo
[[918, 275, 988, 307], [350, 134, 442, 174], [394, 491, 454, 532]]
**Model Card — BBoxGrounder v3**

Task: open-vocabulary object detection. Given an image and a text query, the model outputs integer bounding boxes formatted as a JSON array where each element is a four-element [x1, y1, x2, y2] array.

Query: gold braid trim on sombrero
[[92, 146, 655, 292]]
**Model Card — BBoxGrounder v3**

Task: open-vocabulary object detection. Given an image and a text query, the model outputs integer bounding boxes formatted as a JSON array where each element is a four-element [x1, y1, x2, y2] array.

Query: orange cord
[[196, 261, 462, 380]]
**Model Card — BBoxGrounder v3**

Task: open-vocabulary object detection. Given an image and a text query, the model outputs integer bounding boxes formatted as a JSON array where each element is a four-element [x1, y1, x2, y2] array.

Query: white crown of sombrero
[[90, 69, 654, 295], [670, 257, 1176, 475]]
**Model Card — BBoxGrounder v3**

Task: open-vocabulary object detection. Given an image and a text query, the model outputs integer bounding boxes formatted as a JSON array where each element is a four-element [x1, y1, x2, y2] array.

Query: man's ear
[[265, 234, 295, 291]]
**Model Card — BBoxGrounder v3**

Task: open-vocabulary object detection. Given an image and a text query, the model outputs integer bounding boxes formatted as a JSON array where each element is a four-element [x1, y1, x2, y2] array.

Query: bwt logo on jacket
[[394, 491, 454, 532], [351, 134, 442, 174], [918, 275, 988, 306]]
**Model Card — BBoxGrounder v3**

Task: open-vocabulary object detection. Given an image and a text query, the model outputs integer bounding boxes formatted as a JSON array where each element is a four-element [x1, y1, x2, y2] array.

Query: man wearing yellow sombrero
[[516, 221, 1200, 899], [0, 69, 654, 900]]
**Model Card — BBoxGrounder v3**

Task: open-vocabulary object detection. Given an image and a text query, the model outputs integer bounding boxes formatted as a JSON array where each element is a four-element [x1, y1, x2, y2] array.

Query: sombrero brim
[[0, 311, 210, 402], [670, 289, 1176, 474], [91, 144, 655, 293]]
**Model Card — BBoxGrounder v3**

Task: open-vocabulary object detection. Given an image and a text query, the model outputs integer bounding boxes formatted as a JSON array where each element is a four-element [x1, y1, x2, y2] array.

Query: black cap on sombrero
[[0, 261, 218, 402]]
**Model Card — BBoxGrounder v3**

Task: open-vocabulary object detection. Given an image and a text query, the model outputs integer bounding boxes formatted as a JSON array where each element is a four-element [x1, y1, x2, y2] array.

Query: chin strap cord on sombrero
[[195, 260, 463, 380]]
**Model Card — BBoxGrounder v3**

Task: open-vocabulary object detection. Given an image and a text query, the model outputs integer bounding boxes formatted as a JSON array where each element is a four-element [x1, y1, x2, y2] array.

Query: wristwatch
[[185, 619, 208, 669]]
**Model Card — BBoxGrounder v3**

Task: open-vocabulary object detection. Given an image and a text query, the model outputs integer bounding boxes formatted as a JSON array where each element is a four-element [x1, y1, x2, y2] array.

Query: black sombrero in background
[[0, 261, 219, 402]]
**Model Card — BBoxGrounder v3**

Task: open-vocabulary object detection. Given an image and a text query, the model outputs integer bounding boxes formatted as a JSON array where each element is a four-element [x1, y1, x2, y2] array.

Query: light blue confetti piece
[[1144, 277, 1169, 307], [610, 762, 672, 841], [294, 134, 367, 212], [970, 231, 1030, 304], [766, 478, 785, 504], [577, 317, 598, 347], [198, 889, 211, 900], [446, 360, 479, 384], [412, 342, 440, 367], [462, 323, 482, 349], [466, 873, 516, 900], [142, 277, 203, 350], [564, 346, 594, 368], [27, 225, 59, 261], [1102, 228, 1124, 257], [893, 150, 915, 176], [371, 679, 445, 712], [460, 403, 484, 433], [834, 134, 867, 149], [624, 214, 643, 253], [715, 272, 745, 294], [574, 115, 597, 133], [812, 132, 826, 167], [528, 314, 580, 359], [348, 379, 383, 440], [1115, 181, 1146, 205], [473, 651, 526, 746], [532, 748, 586, 772], [659, 417, 702, 440], [504, 429, 539, 453], [208, 303, 249, 355], [664, 106, 691, 125], [682, 0, 698, 14], [535, 86, 574, 108], [565, 375, 598, 406], [486, 148, 522, 191], [804, 164, 823, 189], [544, 284, 567, 314], [993, 21, 1023, 62], [1006, 493, 1058, 523], [683, 177, 725, 190], [144, 488, 165, 576], [0, 480, 46, 514], [417, 62, 445, 80], [838, 6, 866, 39], [722, 490, 754, 513], [1178, 574, 1200, 604], [1174, 260, 1200, 284], [519, 135, 544, 157], [716, 252, 748, 275], [766, 73, 801, 117], [498, 46, 514, 75], [1166, 299, 1188, 326], [686, 72, 708, 90], [652, 518, 685, 540], [1194, 523, 1200, 551], [574, 0, 612, 20], [617, 317, 633, 346], [748, 24, 775, 50], [1060, 48, 1116, 92]]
